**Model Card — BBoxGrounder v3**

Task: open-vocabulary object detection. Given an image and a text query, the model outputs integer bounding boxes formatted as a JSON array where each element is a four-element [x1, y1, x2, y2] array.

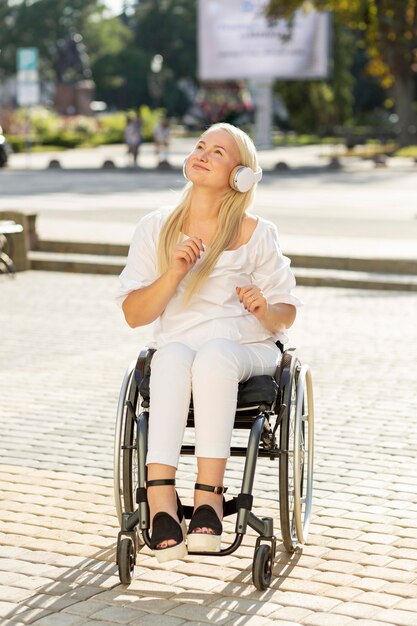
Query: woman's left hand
[[236, 285, 268, 320]]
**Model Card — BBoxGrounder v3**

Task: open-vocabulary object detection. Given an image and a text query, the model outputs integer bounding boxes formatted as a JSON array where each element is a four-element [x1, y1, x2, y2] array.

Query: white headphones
[[229, 165, 263, 193], [183, 159, 262, 193]]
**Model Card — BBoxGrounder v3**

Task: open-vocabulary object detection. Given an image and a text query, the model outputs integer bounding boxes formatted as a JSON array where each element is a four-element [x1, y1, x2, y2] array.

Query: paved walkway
[[1, 271, 417, 625]]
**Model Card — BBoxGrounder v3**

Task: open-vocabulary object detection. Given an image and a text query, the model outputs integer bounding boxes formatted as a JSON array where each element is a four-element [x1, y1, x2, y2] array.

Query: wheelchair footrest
[[182, 494, 253, 520]]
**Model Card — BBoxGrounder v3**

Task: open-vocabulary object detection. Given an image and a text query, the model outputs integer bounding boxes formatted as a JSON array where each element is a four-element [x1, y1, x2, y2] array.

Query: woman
[[116, 123, 302, 563]]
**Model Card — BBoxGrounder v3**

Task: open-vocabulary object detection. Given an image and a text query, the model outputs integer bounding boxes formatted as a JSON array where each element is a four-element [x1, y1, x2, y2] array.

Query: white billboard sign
[[198, 0, 330, 81]]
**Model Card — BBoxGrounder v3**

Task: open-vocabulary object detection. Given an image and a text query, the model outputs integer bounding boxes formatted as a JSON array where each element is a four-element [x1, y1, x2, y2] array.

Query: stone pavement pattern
[[1, 271, 417, 625]]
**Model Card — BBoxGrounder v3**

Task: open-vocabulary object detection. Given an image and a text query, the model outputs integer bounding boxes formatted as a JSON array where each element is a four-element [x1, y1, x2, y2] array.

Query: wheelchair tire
[[252, 543, 273, 590], [121, 380, 140, 514], [279, 353, 314, 552], [118, 537, 135, 585], [114, 361, 140, 524]]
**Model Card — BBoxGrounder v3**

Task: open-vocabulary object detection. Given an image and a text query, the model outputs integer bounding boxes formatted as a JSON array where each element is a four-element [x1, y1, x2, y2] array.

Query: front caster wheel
[[118, 537, 135, 584], [252, 543, 273, 590]]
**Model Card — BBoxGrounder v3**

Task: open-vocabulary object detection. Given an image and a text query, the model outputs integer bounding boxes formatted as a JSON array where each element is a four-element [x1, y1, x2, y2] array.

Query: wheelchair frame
[[114, 346, 314, 590]]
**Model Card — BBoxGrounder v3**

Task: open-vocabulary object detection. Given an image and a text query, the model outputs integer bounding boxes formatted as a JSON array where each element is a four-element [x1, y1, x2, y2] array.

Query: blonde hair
[[157, 123, 259, 301]]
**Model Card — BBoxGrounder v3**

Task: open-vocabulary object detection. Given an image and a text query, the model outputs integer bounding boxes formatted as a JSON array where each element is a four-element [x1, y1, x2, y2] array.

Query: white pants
[[147, 338, 280, 468]]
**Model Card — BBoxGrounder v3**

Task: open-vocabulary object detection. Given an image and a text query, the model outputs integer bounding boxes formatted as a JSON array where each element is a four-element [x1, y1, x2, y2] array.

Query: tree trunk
[[392, 73, 416, 147]]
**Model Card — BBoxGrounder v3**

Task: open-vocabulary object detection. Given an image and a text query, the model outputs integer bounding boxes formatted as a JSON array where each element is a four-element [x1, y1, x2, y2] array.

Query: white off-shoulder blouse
[[116, 208, 302, 350]]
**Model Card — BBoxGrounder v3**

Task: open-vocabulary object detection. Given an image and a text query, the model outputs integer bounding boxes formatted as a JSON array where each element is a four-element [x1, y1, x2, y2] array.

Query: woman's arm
[[122, 236, 204, 327], [122, 269, 182, 327], [236, 286, 296, 333]]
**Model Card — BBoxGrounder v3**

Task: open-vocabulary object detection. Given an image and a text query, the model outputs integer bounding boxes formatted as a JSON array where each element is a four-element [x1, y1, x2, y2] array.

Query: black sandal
[[148, 479, 187, 563], [187, 483, 227, 553]]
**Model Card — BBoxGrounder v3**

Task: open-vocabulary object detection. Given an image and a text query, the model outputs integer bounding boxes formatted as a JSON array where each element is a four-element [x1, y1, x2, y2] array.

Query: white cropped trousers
[[147, 338, 281, 468]]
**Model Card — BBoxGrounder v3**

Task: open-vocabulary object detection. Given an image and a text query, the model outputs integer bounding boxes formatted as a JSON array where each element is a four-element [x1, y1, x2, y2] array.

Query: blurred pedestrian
[[154, 117, 171, 166], [124, 112, 142, 165]]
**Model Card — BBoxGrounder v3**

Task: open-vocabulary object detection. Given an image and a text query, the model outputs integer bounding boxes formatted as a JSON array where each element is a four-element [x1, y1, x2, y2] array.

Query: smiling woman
[[116, 122, 302, 563]]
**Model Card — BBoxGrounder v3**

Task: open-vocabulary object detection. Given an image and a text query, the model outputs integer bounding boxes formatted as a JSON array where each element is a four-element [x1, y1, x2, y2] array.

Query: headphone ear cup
[[183, 158, 189, 180], [229, 166, 241, 191], [230, 166, 256, 193]]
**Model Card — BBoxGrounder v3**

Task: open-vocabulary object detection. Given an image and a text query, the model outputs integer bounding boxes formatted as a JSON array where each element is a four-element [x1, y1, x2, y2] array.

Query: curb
[[28, 249, 417, 291]]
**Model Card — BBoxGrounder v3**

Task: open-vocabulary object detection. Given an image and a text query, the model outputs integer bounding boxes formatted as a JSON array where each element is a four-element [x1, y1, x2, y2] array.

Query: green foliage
[[267, 1, 417, 144], [6, 135, 26, 153], [131, 0, 197, 113], [0, 0, 106, 80], [273, 133, 339, 145], [395, 145, 417, 158], [6, 105, 163, 149]]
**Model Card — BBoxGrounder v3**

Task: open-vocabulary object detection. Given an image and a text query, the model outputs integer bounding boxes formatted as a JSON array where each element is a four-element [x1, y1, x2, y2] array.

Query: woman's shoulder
[[247, 214, 279, 241]]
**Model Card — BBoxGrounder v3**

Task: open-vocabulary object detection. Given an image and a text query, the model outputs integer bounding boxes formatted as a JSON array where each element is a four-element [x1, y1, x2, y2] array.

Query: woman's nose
[[198, 149, 208, 161]]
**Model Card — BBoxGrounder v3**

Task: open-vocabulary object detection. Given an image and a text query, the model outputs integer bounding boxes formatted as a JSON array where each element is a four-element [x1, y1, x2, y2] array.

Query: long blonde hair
[[157, 123, 259, 301]]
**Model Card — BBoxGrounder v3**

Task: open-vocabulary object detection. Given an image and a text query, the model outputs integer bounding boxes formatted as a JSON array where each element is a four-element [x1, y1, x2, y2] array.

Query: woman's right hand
[[169, 237, 204, 279]]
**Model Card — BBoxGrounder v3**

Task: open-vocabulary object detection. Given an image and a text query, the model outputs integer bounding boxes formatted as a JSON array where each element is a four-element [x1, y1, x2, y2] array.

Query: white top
[[116, 208, 303, 350]]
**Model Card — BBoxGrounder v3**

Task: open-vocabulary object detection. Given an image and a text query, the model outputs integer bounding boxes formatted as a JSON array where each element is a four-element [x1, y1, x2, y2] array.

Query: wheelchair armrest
[[134, 347, 155, 388], [275, 348, 296, 391]]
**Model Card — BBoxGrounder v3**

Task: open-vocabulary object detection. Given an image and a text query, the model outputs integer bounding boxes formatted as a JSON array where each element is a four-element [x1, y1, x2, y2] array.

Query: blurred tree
[[266, 0, 417, 146], [0, 0, 105, 81], [83, 16, 140, 108], [132, 0, 197, 115], [275, 21, 356, 134]]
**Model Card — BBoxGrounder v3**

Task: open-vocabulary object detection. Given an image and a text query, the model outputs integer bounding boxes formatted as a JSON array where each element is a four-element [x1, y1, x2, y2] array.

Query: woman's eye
[[215, 149, 223, 155]]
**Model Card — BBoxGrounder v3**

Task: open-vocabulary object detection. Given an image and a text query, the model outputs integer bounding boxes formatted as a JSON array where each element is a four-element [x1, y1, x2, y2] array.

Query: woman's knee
[[192, 339, 241, 379], [151, 342, 194, 377]]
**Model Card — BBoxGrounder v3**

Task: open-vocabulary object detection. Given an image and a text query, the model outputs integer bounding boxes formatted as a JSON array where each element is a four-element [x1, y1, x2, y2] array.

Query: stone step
[[28, 250, 417, 291], [29, 250, 125, 275], [35, 239, 417, 275], [294, 267, 417, 291], [37, 239, 128, 257]]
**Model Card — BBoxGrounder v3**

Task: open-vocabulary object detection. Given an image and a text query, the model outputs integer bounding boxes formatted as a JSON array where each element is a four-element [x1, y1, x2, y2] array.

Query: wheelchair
[[114, 343, 314, 590]]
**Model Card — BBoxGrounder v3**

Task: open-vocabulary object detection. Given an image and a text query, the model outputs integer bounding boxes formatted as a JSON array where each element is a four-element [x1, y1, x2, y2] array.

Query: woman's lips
[[192, 163, 210, 171]]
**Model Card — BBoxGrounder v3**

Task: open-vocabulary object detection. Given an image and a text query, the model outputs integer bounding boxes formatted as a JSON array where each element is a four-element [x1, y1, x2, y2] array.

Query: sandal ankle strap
[[146, 479, 176, 488], [195, 482, 227, 495]]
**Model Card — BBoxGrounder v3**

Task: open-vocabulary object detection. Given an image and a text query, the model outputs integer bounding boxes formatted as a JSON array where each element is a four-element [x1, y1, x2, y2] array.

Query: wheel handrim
[[114, 361, 136, 525], [293, 364, 314, 544]]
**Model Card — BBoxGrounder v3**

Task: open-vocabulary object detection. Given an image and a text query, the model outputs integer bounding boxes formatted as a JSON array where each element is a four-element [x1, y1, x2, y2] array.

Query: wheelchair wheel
[[114, 360, 140, 524], [252, 543, 273, 590], [279, 352, 314, 552], [117, 537, 135, 584]]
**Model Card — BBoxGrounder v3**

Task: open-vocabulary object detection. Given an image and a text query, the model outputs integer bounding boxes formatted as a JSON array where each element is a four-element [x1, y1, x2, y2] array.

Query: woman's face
[[186, 128, 241, 191]]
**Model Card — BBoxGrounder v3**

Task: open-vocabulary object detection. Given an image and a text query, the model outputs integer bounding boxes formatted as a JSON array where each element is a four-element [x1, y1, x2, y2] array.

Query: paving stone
[[352, 621, 394, 626], [331, 601, 386, 619], [166, 603, 233, 624], [7, 607, 55, 624], [0, 586, 37, 603], [89, 605, 149, 623], [378, 583, 417, 601], [30, 613, 86, 626], [372, 609, 417, 626], [224, 616, 277, 626], [0, 601, 20, 618], [302, 613, 356, 625], [268, 606, 313, 621], [61, 599, 111, 617], [353, 591, 404, 609], [323, 587, 363, 602], [208, 597, 279, 617]]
